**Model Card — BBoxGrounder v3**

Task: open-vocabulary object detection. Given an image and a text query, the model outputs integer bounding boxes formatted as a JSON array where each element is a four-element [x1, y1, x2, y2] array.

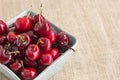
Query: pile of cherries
[[0, 13, 71, 80]]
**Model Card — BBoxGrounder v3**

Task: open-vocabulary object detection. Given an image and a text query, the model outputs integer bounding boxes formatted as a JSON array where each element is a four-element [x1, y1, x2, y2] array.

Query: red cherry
[[38, 37, 52, 52], [15, 16, 32, 32], [0, 20, 7, 35], [24, 57, 38, 68], [50, 48, 60, 60], [33, 14, 45, 24], [20, 67, 37, 80], [7, 32, 17, 43], [40, 53, 53, 66], [34, 21, 50, 37], [0, 45, 12, 64], [16, 33, 31, 50], [57, 32, 70, 49], [9, 59, 22, 73], [24, 16, 34, 26], [0, 36, 6, 44], [47, 29, 57, 43], [26, 44, 40, 61]]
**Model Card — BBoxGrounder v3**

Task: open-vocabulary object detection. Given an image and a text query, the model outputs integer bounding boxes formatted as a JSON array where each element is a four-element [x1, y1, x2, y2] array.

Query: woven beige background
[[0, 0, 120, 80]]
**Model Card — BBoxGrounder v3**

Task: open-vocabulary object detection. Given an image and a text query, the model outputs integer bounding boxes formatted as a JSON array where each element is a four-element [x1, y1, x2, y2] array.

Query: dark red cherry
[[0, 45, 12, 64], [34, 21, 50, 37], [16, 33, 31, 50], [7, 32, 17, 43], [38, 37, 52, 52], [26, 31, 38, 43], [40, 53, 53, 66], [0, 36, 6, 44], [57, 32, 70, 49], [50, 48, 60, 60], [15, 16, 32, 32], [11, 46, 21, 58], [24, 57, 38, 68], [37, 65, 47, 73], [47, 29, 57, 43], [0, 20, 7, 35], [26, 44, 40, 61], [9, 59, 22, 73], [20, 67, 37, 80], [33, 14, 45, 24]]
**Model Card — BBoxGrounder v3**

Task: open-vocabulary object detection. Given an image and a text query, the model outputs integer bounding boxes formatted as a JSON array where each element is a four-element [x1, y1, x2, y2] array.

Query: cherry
[[34, 21, 50, 37], [40, 53, 53, 66], [16, 33, 31, 50], [33, 14, 45, 24], [26, 31, 38, 43], [0, 36, 6, 44], [50, 48, 60, 60], [11, 46, 21, 58], [9, 59, 22, 73], [57, 32, 70, 49], [47, 29, 57, 43], [20, 67, 37, 80], [38, 37, 52, 52], [7, 32, 17, 43], [24, 16, 34, 27], [37, 65, 47, 73], [24, 57, 38, 68], [0, 20, 7, 35], [0, 45, 12, 64], [26, 44, 40, 61], [15, 16, 32, 32]]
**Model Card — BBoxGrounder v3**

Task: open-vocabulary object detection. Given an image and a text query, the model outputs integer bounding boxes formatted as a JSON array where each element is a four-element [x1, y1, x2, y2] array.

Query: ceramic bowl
[[0, 10, 77, 80]]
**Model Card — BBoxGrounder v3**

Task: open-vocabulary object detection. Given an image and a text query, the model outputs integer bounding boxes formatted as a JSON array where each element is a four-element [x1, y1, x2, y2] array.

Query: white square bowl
[[0, 10, 78, 80]]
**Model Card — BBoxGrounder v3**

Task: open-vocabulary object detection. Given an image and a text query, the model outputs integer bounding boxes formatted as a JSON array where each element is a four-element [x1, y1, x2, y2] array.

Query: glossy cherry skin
[[0, 45, 12, 64], [7, 32, 17, 43], [9, 59, 22, 73], [24, 57, 38, 68], [16, 33, 31, 50], [47, 29, 57, 43], [26, 44, 40, 61], [0, 20, 7, 35], [38, 37, 52, 52], [57, 32, 70, 49], [0, 36, 6, 44], [34, 21, 50, 37], [40, 53, 53, 66], [20, 67, 37, 80], [33, 14, 45, 24], [50, 48, 60, 60], [15, 16, 32, 32]]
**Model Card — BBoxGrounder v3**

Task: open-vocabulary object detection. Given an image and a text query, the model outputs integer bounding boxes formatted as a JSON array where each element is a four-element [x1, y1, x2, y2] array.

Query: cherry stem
[[8, 51, 20, 55], [21, 60, 24, 68], [8, 27, 15, 31], [5, 42, 11, 50], [39, 4, 43, 25], [11, 41, 16, 47], [27, 5, 32, 18], [33, 40, 40, 51], [67, 45, 75, 52], [7, 43, 11, 49], [18, 35, 25, 42]]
